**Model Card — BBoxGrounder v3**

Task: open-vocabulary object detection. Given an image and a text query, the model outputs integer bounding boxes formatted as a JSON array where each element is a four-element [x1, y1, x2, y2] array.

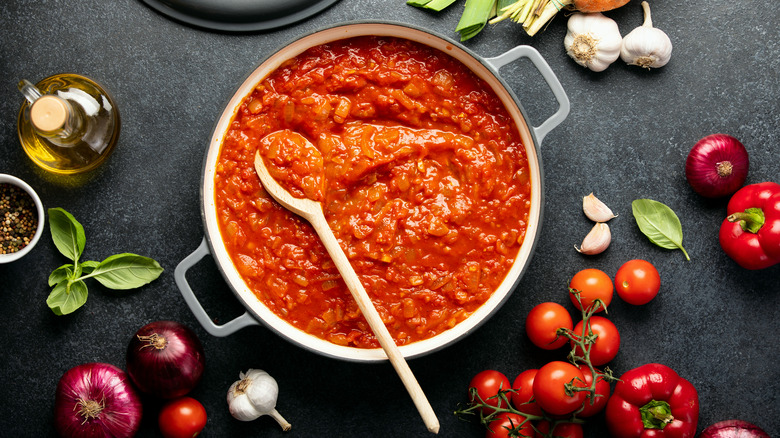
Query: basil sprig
[[46, 208, 164, 315], [631, 199, 691, 261]]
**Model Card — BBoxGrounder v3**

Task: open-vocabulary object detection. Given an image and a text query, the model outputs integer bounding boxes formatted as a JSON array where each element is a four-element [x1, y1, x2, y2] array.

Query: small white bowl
[[0, 174, 45, 263]]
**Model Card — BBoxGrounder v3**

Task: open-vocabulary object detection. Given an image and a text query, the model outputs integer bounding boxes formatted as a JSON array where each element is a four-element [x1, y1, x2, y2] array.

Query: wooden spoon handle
[[308, 212, 440, 434]]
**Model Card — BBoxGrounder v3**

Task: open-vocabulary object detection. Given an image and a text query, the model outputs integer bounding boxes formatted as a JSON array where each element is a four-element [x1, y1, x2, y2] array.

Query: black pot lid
[[141, 0, 341, 32]]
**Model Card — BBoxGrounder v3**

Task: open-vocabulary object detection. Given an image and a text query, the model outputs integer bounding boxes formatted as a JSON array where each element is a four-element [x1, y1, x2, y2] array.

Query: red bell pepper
[[605, 363, 698, 438], [719, 181, 780, 270]]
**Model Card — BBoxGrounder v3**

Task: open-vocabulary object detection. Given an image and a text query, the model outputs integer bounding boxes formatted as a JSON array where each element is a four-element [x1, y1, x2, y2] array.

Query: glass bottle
[[17, 74, 120, 174]]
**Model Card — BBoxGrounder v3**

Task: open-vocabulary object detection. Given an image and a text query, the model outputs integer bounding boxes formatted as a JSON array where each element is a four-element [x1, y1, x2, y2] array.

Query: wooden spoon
[[254, 131, 440, 434]]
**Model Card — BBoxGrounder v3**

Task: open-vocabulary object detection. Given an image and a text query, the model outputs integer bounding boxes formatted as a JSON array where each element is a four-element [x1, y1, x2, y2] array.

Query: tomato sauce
[[215, 36, 531, 348]]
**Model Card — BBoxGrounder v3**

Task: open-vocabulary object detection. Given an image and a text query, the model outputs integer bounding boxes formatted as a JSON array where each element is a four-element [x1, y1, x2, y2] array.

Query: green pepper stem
[[727, 207, 765, 234], [639, 400, 674, 429]]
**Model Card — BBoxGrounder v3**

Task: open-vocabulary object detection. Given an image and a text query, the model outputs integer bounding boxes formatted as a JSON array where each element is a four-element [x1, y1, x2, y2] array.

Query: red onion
[[126, 320, 205, 399], [700, 420, 770, 438], [54, 362, 142, 438], [685, 134, 749, 198]]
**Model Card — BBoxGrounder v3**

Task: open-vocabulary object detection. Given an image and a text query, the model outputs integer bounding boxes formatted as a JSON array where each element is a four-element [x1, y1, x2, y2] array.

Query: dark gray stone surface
[[0, 0, 778, 436]]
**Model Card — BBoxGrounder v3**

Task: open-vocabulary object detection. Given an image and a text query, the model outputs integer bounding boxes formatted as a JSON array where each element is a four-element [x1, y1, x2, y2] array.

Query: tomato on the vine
[[469, 370, 511, 413], [577, 364, 610, 417], [532, 361, 587, 416], [158, 396, 207, 438], [614, 259, 661, 305], [525, 302, 573, 350], [511, 369, 542, 417], [569, 268, 613, 312], [534, 421, 584, 438], [571, 316, 620, 366], [486, 412, 534, 438]]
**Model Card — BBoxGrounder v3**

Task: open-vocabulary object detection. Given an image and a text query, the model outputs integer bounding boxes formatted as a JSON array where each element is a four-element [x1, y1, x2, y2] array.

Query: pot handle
[[485, 45, 570, 145], [174, 237, 260, 337]]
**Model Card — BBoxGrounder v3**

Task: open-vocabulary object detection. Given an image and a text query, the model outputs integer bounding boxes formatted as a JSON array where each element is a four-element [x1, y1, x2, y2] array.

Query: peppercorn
[[0, 183, 38, 254]]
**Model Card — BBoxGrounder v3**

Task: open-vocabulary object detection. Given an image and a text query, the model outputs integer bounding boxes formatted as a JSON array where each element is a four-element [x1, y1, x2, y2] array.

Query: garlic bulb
[[620, 1, 672, 68], [227, 369, 291, 431], [575, 222, 611, 255], [583, 193, 617, 222], [564, 12, 623, 72]]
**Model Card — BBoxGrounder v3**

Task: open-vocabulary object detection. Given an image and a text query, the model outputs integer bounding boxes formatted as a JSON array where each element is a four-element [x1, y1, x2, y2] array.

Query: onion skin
[[700, 420, 770, 438], [54, 362, 142, 438], [574, 0, 631, 12], [685, 134, 749, 198], [126, 320, 205, 399]]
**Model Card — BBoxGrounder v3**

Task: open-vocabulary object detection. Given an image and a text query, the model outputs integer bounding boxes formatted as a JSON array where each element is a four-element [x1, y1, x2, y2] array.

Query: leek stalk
[[455, 0, 497, 40]]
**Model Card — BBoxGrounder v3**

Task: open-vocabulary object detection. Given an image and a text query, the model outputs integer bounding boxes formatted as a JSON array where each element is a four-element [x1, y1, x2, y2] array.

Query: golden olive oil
[[17, 74, 120, 175]]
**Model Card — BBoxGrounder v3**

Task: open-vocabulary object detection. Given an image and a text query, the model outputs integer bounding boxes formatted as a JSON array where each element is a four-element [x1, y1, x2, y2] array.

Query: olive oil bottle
[[17, 74, 120, 174]]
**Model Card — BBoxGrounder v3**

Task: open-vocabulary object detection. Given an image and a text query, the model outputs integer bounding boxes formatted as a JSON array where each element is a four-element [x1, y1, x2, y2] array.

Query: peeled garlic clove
[[575, 222, 611, 255], [583, 193, 617, 222]]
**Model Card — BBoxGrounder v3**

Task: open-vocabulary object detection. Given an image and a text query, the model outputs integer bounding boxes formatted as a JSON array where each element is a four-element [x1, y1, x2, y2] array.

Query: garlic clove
[[620, 1, 672, 69], [583, 193, 617, 222], [575, 222, 611, 255]]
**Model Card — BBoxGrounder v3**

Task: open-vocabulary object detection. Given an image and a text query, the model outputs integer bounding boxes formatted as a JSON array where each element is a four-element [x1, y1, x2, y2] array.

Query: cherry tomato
[[534, 421, 584, 438], [511, 369, 542, 416], [577, 364, 610, 417], [569, 268, 613, 312], [571, 316, 620, 366], [614, 259, 661, 305], [532, 361, 587, 416], [469, 370, 511, 413], [525, 302, 573, 350], [486, 412, 534, 438], [158, 396, 207, 438]]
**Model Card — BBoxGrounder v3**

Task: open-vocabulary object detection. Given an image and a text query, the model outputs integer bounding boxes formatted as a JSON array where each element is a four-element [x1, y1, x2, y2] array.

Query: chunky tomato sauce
[[215, 36, 531, 348]]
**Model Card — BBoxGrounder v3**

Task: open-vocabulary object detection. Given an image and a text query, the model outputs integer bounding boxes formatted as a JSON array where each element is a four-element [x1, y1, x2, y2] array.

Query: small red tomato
[[577, 364, 610, 417], [525, 302, 573, 350], [486, 412, 534, 438], [571, 316, 620, 366], [511, 369, 542, 417], [159, 396, 207, 438], [532, 361, 587, 416], [569, 268, 614, 312], [469, 370, 511, 413], [615, 259, 661, 305], [534, 421, 584, 438]]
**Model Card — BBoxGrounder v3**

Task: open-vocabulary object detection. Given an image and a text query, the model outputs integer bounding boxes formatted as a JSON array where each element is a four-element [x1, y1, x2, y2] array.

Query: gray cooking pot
[[175, 21, 569, 362]]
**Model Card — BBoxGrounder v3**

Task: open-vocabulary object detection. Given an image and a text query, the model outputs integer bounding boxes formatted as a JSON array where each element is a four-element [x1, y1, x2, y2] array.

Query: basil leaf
[[48, 264, 74, 287], [80, 260, 100, 275], [47, 280, 88, 315], [48, 208, 86, 262], [89, 253, 164, 290], [632, 199, 691, 261]]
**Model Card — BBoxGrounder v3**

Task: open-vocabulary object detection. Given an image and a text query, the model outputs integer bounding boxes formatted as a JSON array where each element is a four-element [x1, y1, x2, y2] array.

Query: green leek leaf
[[407, 0, 433, 6], [424, 0, 460, 10], [456, 0, 497, 40]]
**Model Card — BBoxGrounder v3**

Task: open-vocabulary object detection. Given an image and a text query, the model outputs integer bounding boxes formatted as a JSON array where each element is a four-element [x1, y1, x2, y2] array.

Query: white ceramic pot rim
[[0, 174, 45, 264], [190, 20, 566, 362]]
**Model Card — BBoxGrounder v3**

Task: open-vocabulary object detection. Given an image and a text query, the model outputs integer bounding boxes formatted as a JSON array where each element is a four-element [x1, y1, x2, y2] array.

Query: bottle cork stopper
[[30, 95, 68, 133]]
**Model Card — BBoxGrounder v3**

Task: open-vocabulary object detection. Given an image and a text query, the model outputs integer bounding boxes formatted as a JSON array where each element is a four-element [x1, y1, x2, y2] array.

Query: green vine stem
[[454, 289, 619, 437]]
